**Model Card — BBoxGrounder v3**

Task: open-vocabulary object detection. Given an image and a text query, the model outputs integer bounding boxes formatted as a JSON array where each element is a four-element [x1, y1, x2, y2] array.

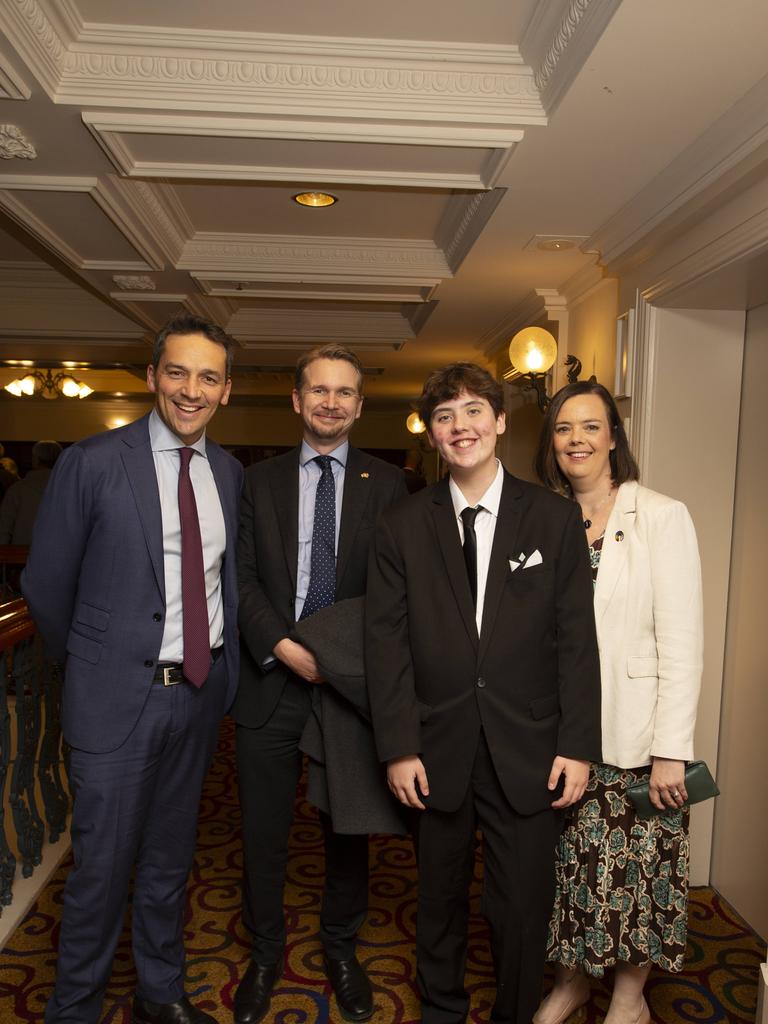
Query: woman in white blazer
[[532, 381, 703, 1024]]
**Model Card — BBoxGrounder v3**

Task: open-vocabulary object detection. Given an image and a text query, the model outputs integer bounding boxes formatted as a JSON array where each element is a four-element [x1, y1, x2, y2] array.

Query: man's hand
[[649, 756, 687, 811], [548, 756, 590, 808], [387, 755, 429, 810], [273, 638, 324, 684]]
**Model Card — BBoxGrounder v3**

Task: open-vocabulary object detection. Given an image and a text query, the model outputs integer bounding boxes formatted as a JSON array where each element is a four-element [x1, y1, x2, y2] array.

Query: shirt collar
[[149, 409, 208, 458], [299, 439, 349, 468], [449, 459, 504, 519]]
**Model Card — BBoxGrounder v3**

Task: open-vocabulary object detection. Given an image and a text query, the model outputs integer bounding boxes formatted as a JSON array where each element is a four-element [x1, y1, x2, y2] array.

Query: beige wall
[[640, 307, 745, 885], [0, 398, 413, 451], [710, 302, 768, 940], [565, 277, 619, 389]]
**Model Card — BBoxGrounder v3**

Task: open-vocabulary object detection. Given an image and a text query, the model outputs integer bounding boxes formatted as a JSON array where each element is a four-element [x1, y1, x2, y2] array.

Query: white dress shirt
[[149, 410, 226, 662], [449, 459, 504, 632]]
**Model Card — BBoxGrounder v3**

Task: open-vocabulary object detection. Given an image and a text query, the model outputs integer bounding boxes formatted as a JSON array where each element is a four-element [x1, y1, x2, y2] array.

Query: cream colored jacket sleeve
[[594, 481, 703, 768]]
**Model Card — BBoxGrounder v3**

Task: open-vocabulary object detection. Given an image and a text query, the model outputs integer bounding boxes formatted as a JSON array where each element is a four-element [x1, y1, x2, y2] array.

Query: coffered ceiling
[[1, 0, 767, 407]]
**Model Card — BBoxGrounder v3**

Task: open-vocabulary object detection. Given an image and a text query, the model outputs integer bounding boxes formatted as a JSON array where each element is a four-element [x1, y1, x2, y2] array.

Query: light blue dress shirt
[[148, 410, 226, 662], [294, 439, 348, 621]]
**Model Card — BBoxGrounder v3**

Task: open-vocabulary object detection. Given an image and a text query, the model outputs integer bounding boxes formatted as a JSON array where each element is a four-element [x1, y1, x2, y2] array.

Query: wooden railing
[[0, 551, 69, 915]]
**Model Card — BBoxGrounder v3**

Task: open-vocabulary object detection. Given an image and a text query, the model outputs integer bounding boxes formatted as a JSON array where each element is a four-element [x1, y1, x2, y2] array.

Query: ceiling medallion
[[0, 124, 36, 160], [292, 191, 338, 208]]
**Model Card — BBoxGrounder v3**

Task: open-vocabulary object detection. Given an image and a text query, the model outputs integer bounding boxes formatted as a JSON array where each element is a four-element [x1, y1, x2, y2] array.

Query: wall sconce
[[506, 327, 558, 411], [4, 369, 94, 400]]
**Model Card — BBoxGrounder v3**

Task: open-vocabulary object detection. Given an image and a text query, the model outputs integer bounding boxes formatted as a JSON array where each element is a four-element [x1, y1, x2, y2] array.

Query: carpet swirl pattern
[[0, 719, 764, 1022]]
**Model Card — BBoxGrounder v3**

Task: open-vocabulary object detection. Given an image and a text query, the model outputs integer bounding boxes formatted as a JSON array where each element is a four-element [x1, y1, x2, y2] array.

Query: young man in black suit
[[233, 344, 407, 1023], [366, 363, 601, 1024]]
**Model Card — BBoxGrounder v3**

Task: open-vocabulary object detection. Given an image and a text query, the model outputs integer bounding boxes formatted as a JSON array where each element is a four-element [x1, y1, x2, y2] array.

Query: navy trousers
[[45, 657, 227, 1024]]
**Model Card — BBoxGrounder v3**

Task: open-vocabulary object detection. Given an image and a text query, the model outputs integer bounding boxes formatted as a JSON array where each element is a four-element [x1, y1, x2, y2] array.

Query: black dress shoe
[[132, 996, 216, 1024], [234, 960, 281, 1024], [324, 956, 374, 1022]]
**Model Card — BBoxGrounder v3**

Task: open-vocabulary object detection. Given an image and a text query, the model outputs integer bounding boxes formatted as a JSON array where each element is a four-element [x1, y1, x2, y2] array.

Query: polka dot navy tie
[[300, 455, 337, 620]]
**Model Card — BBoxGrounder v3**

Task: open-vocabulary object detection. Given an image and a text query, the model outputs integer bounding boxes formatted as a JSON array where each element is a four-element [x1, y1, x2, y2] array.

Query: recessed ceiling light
[[537, 238, 576, 252], [293, 191, 337, 208]]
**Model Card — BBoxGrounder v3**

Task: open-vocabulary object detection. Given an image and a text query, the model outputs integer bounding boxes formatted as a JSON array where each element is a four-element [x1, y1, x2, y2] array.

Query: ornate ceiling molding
[[522, 0, 623, 116], [192, 275, 435, 305], [437, 189, 507, 274], [0, 173, 164, 271], [0, 2, 546, 125], [0, 124, 36, 159], [178, 233, 451, 284], [227, 307, 413, 350], [112, 274, 156, 291], [82, 111, 524, 190], [0, 52, 31, 98], [107, 178, 189, 266]]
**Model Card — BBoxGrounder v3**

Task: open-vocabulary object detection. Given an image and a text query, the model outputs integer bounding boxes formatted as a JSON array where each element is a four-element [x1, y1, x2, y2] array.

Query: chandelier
[[4, 368, 94, 400]]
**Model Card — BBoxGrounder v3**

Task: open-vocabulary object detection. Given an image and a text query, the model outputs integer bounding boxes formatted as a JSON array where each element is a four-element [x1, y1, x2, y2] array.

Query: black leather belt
[[153, 646, 224, 686]]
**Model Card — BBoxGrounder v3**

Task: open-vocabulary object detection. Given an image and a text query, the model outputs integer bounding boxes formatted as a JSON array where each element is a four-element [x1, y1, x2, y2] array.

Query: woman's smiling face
[[553, 392, 615, 487]]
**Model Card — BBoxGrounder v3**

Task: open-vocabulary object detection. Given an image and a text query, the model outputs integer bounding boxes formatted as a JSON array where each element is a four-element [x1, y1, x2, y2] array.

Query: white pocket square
[[523, 549, 543, 568]]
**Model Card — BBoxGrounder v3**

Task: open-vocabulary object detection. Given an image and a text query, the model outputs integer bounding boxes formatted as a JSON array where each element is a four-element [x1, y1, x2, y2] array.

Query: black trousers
[[415, 732, 560, 1024], [236, 674, 368, 965]]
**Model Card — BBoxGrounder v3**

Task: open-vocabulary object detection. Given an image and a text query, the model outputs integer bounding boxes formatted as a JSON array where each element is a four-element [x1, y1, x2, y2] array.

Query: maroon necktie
[[178, 446, 209, 687]]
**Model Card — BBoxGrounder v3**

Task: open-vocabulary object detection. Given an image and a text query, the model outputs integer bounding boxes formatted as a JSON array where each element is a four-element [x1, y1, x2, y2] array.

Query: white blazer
[[594, 481, 703, 768]]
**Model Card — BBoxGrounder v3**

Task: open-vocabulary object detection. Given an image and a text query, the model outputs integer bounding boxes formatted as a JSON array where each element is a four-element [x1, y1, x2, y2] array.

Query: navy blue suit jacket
[[22, 414, 243, 754]]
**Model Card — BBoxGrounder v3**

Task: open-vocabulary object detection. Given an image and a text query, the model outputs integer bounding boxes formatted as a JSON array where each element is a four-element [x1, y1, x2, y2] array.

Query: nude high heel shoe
[[533, 971, 590, 1024]]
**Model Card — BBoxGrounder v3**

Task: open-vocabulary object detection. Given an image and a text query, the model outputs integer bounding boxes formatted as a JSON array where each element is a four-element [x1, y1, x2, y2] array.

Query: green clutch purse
[[626, 760, 720, 819]]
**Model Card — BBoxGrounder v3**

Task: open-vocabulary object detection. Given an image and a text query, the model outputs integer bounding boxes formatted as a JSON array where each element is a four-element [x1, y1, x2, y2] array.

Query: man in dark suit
[[366, 363, 601, 1024], [233, 344, 407, 1024], [22, 314, 243, 1024]]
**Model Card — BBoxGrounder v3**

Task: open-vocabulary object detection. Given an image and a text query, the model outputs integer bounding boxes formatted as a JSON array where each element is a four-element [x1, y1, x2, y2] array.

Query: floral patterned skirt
[[547, 762, 689, 977]]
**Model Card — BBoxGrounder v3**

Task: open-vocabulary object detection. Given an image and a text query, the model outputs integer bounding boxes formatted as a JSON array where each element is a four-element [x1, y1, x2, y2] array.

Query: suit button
[[153, 613, 162, 622], [144, 659, 154, 668], [477, 677, 486, 688]]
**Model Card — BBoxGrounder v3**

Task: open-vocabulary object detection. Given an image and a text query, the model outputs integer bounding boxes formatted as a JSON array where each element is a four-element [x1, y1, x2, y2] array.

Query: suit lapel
[[478, 473, 523, 662], [207, 441, 237, 562], [430, 479, 479, 648], [120, 417, 165, 599], [336, 447, 374, 589], [594, 480, 637, 626], [272, 447, 301, 594]]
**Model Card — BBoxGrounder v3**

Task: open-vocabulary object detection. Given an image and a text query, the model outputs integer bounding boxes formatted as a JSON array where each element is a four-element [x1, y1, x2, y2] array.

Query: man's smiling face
[[146, 332, 231, 445]]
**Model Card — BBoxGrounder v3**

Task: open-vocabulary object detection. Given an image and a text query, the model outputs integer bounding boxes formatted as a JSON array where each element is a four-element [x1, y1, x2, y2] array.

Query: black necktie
[[461, 506, 481, 607], [300, 455, 336, 620]]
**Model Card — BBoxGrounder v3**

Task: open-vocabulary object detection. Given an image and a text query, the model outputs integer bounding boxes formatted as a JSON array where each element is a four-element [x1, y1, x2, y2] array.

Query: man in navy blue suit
[[23, 314, 243, 1024]]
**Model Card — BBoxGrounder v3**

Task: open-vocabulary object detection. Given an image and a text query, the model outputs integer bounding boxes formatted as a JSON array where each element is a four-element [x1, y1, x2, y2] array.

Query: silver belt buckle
[[161, 666, 182, 686]]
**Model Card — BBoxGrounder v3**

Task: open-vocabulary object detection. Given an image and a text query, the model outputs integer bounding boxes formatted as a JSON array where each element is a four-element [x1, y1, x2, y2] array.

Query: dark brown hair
[[152, 313, 235, 376], [418, 362, 504, 426], [294, 344, 364, 394], [535, 380, 639, 494]]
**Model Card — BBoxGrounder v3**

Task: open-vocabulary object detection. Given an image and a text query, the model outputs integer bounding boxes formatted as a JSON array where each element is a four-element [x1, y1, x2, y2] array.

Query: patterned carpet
[[0, 719, 764, 1023]]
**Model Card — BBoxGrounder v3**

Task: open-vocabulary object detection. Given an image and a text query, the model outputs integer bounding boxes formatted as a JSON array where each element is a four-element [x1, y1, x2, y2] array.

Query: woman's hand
[[548, 756, 590, 808], [649, 756, 687, 810]]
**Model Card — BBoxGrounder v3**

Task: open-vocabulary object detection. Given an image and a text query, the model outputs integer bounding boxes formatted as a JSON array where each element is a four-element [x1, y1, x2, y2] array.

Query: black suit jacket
[[365, 471, 602, 815], [233, 444, 407, 728]]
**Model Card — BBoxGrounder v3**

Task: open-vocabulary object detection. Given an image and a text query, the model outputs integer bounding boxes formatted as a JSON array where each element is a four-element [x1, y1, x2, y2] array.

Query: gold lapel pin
[[615, 530, 624, 542], [360, 472, 369, 478]]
